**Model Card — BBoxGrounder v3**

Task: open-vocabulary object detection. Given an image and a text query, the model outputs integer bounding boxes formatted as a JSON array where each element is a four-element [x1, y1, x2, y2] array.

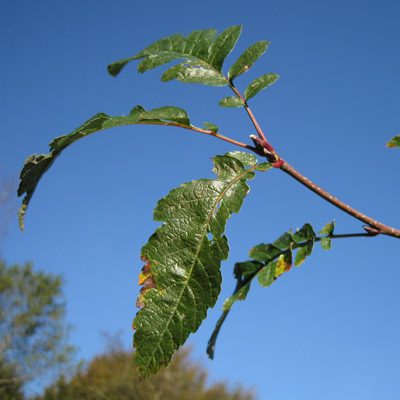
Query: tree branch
[[279, 160, 400, 238]]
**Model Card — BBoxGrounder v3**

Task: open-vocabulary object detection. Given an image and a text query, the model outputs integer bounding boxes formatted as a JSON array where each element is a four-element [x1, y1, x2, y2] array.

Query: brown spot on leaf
[[136, 255, 157, 310]]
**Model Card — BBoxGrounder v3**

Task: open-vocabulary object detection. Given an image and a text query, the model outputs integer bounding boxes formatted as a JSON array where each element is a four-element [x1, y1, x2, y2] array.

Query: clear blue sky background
[[1, 0, 400, 398]]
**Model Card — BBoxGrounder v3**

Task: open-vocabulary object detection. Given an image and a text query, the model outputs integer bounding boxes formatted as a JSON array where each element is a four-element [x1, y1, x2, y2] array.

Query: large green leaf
[[387, 134, 400, 148], [133, 153, 266, 378], [108, 26, 242, 87], [17, 106, 206, 230], [207, 222, 335, 358], [228, 41, 270, 81], [244, 73, 279, 101]]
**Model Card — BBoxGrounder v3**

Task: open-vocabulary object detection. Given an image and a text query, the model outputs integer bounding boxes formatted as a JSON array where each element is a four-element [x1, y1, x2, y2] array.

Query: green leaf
[[208, 222, 325, 356], [256, 162, 273, 171], [320, 237, 332, 250], [244, 73, 279, 101], [387, 134, 400, 148], [228, 41, 270, 81], [140, 106, 190, 126], [17, 105, 201, 230], [203, 122, 219, 133], [218, 96, 245, 108], [162, 61, 228, 86], [133, 153, 266, 378], [257, 262, 276, 287], [224, 151, 258, 166], [108, 27, 241, 87], [319, 220, 335, 236], [249, 243, 282, 263], [207, 25, 242, 71]]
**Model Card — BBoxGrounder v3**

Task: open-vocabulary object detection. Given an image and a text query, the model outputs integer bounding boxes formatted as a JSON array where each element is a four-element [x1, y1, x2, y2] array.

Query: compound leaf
[[108, 27, 242, 87], [244, 73, 279, 101], [17, 105, 208, 230], [208, 222, 331, 357], [133, 153, 267, 377], [228, 41, 270, 81]]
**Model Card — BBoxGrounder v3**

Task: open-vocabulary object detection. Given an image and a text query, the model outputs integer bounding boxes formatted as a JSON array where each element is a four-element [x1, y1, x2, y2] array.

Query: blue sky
[[1, 0, 400, 398]]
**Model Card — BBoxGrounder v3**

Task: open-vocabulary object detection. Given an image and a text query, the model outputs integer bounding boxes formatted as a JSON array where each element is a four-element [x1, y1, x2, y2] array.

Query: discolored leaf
[[228, 41, 270, 81], [218, 96, 245, 108], [319, 220, 335, 236], [387, 134, 400, 148], [244, 73, 279, 101], [17, 105, 207, 230], [133, 153, 267, 378]]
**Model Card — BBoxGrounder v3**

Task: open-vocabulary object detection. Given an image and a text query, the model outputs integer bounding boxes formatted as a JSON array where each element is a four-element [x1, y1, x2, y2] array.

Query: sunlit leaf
[[257, 262, 276, 287], [207, 25, 242, 71], [133, 153, 267, 378], [244, 73, 279, 101], [320, 237, 332, 250], [108, 26, 241, 87], [17, 105, 209, 230], [208, 223, 327, 356], [387, 134, 400, 148], [319, 220, 335, 236], [218, 96, 245, 107], [228, 41, 269, 81]]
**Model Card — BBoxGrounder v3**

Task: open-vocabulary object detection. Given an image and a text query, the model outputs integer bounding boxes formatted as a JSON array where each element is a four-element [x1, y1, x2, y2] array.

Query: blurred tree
[[35, 345, 254, 400], [0, 261, 74, 394]]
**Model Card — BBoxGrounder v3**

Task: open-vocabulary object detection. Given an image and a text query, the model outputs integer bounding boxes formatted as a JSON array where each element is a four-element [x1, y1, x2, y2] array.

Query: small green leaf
[[320, 237, 332, 250], [225, 151, 257, 166], [272, 231, 293, 250], [133, 152, 263, 378], [292, 223, 316, 243], [218, 96, 245, 108], [203, 122, 219, 133], [256, 162, 273, 171], [244, 73, 279, 101], [162, 62, 228, 86], [207, 25, 242, 71], [228, 41, 270, 81], [257, 262, 276, 287], [249, 243, 282, 263], [140, 106, 190, 126], [387, 134, 400, 148], [319, 220, 335, 236]]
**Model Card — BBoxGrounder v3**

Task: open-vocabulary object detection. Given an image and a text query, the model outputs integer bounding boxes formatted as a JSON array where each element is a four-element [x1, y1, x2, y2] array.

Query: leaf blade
[[133, 153, 261, 378], [207, 25, 242, 71], [17, 105, 198, 229], [228, 41, 269, 81], [218, 96, 245, 108], [244, 73, 279, 101]]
